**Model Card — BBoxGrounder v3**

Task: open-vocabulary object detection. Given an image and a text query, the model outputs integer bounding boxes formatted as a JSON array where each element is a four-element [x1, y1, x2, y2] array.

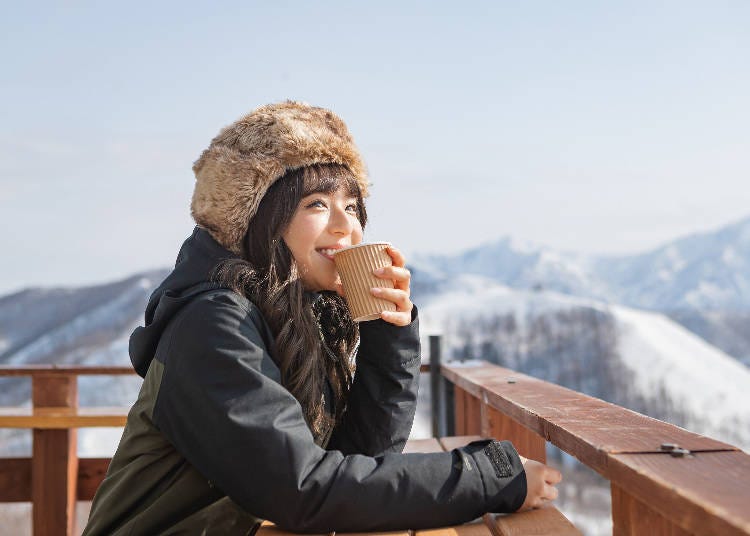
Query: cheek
[[284, 216, 318, 250], [353, 221, 364, 244]]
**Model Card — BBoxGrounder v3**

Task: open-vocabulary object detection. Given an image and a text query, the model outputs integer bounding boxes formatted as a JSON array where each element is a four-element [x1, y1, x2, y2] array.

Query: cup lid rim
[[333, 241, 392, 255]]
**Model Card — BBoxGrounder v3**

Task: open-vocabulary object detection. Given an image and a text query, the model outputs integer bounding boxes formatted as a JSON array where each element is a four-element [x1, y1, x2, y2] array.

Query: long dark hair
[[211, 163, 367, 444]]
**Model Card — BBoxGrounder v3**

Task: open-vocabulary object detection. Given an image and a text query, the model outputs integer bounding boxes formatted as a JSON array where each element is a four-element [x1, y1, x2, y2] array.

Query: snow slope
[[613, 305, 750, 447], [418, 275, 750, 451]]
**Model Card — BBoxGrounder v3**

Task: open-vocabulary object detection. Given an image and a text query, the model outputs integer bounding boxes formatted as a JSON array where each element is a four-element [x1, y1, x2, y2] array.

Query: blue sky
[[1, 1, 748, 295]]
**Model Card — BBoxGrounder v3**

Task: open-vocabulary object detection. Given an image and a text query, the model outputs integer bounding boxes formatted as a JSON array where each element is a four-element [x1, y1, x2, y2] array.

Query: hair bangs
[[301, 164, 362, 198]]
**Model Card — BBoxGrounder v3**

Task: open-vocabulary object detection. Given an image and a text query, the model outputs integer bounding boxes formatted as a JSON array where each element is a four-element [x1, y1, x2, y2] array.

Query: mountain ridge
[[412, 214, 750, 312]]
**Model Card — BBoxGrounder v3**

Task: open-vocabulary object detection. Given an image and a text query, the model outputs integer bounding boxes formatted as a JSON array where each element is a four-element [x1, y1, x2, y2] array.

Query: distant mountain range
[[1, 217, 749, 456], [413, 215, 750, 311], [0, 269, 168, 370], [412, 215, 750, 364]]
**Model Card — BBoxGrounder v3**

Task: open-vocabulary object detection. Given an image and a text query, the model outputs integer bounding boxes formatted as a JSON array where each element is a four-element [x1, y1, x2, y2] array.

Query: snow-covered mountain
[[666, 309, 750, 365], [418, 275, 750, 452], [0, 269, 168, 368], [412, 215, 750, 365], [0, 270, 168, 456], [413, 215, 750, 312]]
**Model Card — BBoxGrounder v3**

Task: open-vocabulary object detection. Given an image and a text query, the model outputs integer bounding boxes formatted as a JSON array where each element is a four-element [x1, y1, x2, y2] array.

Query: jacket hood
[[129, 226, 238, 376]]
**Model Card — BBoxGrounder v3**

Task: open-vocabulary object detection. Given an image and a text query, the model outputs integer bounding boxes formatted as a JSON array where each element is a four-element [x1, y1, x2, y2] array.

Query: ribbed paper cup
[[333, 242, 397, 322]]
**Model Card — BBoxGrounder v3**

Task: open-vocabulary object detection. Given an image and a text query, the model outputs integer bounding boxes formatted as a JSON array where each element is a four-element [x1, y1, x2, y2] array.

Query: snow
[[684, 281, 728, 309], [79, 428, 127, 457], [419, 274, 606, 335], [737, 219, 750, 246], [507, 236, 541, 254], [419, 277, 750, 451], [612, 304, 750, 449], [416, 216, 750, 311], [663, 245, 687, 272], [6, 278, 149, 365], [722, 246, 739, 265], [656, 269, 673, 282], [138, 276, 155, 290]]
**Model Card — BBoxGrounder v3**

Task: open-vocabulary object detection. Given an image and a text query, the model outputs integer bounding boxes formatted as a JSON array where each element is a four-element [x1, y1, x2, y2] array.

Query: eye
[[305, 198, 327, 209], [346, 202, 358, 213]]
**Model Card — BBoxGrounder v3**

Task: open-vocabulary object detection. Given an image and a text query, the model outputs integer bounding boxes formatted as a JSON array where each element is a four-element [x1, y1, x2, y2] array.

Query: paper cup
[[333, 242, 397, 322]]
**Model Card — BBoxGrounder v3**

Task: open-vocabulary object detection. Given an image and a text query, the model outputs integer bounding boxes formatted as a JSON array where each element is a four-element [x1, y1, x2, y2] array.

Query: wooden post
[[455, 386, 482, 436], [429, 335, 442, 438], [465, 390, 481, 436], [32, 374, 78, 536], [444, 374, 455, 437], [455, 386, 466, 435], [429, 335, 455, 437], [480, 401, 546, 463]]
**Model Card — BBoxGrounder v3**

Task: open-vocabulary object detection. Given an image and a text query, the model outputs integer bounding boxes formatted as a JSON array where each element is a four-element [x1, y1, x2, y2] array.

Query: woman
[[83, 101, 561, 535]]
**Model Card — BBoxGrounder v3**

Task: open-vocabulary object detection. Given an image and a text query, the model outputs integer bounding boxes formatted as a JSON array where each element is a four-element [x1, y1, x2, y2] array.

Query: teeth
[[319, 249, 336, 256]]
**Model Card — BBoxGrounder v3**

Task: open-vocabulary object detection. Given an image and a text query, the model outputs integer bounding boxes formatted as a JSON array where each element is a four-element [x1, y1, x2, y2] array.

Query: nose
[[327, 203, 354, 236]]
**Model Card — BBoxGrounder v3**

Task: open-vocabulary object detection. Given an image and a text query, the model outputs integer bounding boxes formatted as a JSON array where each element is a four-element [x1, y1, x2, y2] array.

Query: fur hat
[[191, 101, 369, 254]]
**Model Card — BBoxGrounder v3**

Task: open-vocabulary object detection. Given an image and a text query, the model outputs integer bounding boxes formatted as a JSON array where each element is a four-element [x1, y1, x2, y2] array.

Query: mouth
[[316, 247, 344, 261]]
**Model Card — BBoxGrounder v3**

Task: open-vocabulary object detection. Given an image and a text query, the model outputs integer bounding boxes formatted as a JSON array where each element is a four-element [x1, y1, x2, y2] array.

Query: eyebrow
[[302, 190, 357, 200]]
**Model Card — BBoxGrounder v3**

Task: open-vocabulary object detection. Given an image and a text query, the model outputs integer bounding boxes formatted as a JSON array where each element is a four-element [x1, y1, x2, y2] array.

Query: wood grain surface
[[31, 374, 78, 535], [442, 361, 736, 471], [0, 365, 135, 376], [485, 506, 581, 536], [415, 520, 492, 536], [610, 451, 750, 536], [442, 361, 750, 535], [0, 406, 130, 428], [611, 483, 693, 536]]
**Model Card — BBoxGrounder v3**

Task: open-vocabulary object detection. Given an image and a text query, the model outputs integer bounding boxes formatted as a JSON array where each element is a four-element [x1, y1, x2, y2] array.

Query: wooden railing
[[1, 344, 749, 535], [437, 355, 750, 536], [0, 366, 133, 536]]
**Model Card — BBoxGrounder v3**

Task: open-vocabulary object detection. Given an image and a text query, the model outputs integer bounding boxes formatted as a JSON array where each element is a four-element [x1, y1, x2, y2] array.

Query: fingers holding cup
[[370, 286, 412, 310], [384, 246, 410, 291], [373, 264, 411, 294]]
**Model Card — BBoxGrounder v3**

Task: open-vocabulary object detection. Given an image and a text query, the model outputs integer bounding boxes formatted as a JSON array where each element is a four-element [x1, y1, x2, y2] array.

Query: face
[[282, 187, 364, 292]]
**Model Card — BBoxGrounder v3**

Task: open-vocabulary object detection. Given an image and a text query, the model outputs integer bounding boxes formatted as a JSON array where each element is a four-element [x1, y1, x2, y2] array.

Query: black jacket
[[83, 227, 526, 536]]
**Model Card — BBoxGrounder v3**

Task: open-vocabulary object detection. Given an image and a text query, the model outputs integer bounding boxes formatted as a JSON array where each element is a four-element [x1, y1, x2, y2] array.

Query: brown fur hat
[[191, 101, 369, 254]]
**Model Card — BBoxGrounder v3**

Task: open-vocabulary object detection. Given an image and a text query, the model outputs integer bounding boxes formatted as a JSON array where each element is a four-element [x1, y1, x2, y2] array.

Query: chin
[[303, 278, 338, 293], [321, 281, 339, 293]]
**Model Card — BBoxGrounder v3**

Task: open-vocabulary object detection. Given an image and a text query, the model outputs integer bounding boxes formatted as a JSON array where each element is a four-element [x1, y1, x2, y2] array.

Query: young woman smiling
[[83, 101, 561, 536]]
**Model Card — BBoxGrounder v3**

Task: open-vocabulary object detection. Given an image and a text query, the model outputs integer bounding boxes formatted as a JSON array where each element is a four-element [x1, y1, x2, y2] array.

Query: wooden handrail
[[0, 406, 129, 428], [441, 359, 750, 536], [3, 358, 749, 535], [0, 366, 137, 536], [0, 365, 135, 376]]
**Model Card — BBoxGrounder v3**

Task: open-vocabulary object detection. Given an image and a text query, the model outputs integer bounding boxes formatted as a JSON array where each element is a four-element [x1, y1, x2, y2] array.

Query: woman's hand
[[517, 456, 562, 511], [370, 246, 414, 326]]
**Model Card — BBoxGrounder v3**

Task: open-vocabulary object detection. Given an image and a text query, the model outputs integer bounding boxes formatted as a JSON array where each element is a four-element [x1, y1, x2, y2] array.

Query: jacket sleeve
[[327, 307, 421, 456], [153, 292, 526, 532]]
